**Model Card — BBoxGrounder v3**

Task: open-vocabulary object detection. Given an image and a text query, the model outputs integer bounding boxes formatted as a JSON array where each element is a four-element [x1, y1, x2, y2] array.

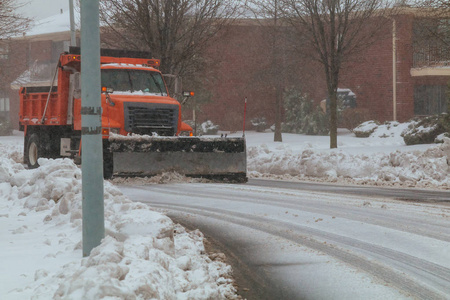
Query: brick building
[[2, 7, 449, 131], [204, 7, 450, 129], [339, 8, 450, 123]]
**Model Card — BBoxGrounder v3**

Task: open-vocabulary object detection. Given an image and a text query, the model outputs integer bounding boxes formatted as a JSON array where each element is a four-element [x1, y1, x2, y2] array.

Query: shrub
[[401, 114, 448, 145], [183, 120, 219, 135], [200, 120, 219, 135], [302, 108, 329, 135], [251, 117, 268, 132], [353, 120, 379, 137], [282, 88, 329, 135]]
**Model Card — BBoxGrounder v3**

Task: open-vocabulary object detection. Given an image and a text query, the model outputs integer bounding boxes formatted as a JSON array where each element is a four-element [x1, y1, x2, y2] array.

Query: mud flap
[[109, 136, 247, 182]]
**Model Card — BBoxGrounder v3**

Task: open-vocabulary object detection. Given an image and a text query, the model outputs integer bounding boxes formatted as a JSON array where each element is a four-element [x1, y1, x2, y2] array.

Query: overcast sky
[[18, 0, 70, 20]]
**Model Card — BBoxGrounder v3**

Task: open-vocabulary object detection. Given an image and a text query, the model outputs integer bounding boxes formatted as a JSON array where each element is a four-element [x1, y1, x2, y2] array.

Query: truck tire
[[103, 140, 113, 179], [26, 133, 41, 169], [103, 151, 113, 179]]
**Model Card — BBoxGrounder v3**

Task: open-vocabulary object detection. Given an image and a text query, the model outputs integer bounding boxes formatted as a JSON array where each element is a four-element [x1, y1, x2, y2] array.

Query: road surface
[[118, 179, 450, 299]]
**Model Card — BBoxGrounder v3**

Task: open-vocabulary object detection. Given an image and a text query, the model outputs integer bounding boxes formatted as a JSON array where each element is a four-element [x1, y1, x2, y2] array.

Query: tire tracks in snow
[[132, 183, 450, 242], [149, 201, 449, 300], [120, 184, 450, 299]]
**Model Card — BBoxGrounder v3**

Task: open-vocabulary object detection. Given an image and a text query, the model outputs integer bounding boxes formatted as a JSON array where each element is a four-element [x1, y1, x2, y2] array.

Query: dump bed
[[19, 87, 58, 125]]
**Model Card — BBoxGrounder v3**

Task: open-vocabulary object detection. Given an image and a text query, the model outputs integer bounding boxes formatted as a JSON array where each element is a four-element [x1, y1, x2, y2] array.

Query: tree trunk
[[328, 75, 338, 148], [329, 90, 338, 148]]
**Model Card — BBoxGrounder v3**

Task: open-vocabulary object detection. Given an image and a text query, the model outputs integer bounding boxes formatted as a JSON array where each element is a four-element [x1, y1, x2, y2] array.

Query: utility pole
[[80, 0, 104, 257], [392, 18, 397, 121], [69, 0, 76, 47]]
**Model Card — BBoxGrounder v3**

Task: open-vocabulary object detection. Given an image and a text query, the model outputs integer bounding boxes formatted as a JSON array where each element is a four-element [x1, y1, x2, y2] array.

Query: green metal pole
[[80, 0, 104, 257]]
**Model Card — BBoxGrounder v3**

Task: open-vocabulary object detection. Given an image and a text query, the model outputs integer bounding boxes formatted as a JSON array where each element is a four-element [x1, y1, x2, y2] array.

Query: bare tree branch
[[99, 0, 240, 77], [0, 0, 31, 39]]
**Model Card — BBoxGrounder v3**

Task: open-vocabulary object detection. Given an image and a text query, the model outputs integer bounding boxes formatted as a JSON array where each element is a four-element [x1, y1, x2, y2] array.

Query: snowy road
[[118, 180, 450, 300]]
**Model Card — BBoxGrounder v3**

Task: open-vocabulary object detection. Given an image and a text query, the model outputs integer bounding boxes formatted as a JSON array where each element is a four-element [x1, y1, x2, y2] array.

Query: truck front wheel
[[26, 133, 41, 169]]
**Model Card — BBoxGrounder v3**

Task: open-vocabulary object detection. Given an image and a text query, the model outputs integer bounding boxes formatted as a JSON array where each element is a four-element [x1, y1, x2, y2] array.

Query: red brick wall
[[395, 14, 415, 122], [202, 14, 425, 129], [202, 25, 271, 130], [29, 40, 53, 62], [338, 14, 418, 123], [201, 24, 326, 130], [4, 41, 30, 129]]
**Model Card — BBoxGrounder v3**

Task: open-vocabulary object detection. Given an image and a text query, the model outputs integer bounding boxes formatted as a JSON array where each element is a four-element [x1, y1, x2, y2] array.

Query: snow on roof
[[22, 9, 78, 38], [337, 88, 355, 96], [10, 62, 56, 90], [17, 0, 69, 21]]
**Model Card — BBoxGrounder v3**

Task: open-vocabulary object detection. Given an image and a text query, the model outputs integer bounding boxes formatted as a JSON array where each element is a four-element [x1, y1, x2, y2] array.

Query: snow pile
[[245, 126, 450, 188], [248, 139, 450, 187], [353, 120, 379, 137], [111, 172, 210, 186], [0, 150, 237, 299], [366, 121, 411, 141], [353, 121, 412, 140]]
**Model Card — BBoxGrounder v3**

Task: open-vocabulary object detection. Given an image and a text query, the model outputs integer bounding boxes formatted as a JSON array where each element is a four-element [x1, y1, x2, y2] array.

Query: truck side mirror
[[181, 91, 194, 105], [101, 87, 114, 94]]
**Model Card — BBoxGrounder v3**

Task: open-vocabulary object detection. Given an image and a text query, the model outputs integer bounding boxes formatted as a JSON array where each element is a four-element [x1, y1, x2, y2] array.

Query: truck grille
[[123, 103, 179, 136]]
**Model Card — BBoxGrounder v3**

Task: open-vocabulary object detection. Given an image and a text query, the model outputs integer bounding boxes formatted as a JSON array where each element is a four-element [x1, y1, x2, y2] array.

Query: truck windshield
[[101, 69, 168, 96]]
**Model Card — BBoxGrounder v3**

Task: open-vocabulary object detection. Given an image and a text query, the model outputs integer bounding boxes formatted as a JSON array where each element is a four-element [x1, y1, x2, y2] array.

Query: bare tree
[[0, 0, 31, 39], [281, 0, 395, 148], [0, 1, 31, 93], [0, 1, 30, 128], [418, 0, 450, 9], [99, 0, 239, 78]]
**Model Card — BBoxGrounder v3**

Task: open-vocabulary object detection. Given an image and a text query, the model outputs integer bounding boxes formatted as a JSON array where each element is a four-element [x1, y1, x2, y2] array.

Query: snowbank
[[248, 138, 450, 188], [0, 139, 237, 299], [245, 125, 450, 189]]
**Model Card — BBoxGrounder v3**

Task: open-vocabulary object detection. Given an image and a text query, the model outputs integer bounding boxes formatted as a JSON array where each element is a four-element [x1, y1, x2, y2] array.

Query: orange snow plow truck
[[19, 47, 247, 182]]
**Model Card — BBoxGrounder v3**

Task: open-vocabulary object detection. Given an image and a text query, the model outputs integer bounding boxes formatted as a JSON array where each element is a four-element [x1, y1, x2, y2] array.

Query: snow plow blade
[[109, 136, 247, 182]]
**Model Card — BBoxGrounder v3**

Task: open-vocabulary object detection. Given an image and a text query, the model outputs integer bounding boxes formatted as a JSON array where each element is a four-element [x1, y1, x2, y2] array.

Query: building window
[[0, 43, 8, 59], [0, 98, 9, 112], [414, 85, 447, 115]]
